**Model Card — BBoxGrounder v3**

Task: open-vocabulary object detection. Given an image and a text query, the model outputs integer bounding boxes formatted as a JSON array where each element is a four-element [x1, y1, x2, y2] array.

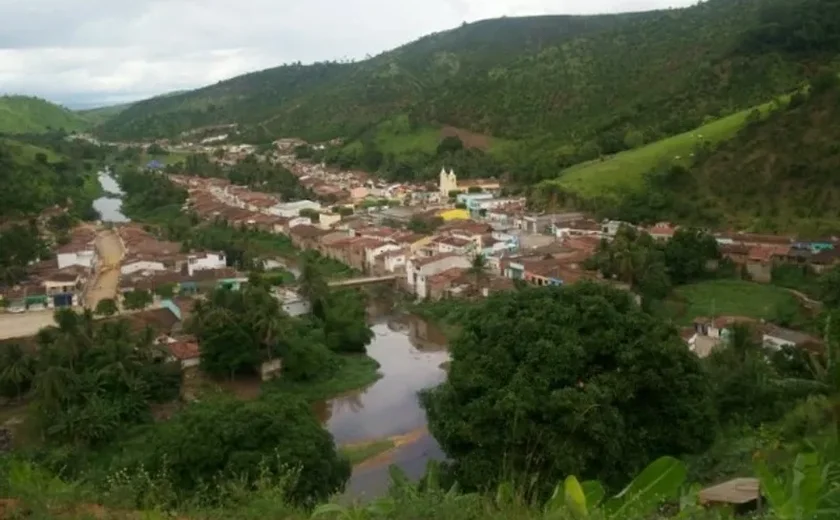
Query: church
[[439, 167, 501, 196]]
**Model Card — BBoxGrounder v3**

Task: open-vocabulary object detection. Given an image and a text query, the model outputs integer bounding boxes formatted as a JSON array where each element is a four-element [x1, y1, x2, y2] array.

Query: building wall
[[187, 253, 226, 276], [413, 256, 471, 298], [121, 261, 166, 275], [746, 262, 773, 283], [57, 250, 95, 270], [762, 335, 794, 351], [181, 358, 200, 369]]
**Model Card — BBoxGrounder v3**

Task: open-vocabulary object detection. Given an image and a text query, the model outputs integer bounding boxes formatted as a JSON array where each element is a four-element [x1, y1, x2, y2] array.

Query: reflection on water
[[320, 317, 449, 444], [93, 171, 129, 223]]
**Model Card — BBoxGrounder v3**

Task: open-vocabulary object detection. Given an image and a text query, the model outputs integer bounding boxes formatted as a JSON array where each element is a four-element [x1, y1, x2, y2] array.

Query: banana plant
[[543, 456, 687, 519], [755, 449, 840, 520]]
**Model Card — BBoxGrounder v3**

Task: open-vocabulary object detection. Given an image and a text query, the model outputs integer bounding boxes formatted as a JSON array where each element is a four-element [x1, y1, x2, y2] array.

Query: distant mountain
[[77, 103, 133, 126], [99, 0, 834, 150], [0, 95, 91, 134]]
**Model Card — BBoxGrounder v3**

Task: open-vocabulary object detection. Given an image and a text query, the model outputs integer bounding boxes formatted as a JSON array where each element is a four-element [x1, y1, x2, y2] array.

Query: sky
[[0, 0, 697, 109]]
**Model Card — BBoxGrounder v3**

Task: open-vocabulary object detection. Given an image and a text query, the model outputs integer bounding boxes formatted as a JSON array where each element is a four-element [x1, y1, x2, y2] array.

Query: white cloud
[[0, 0, 697, 107]]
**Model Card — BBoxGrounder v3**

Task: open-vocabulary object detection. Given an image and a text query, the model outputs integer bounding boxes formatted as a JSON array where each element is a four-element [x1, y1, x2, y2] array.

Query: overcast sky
[[0, 0, 697, 109]]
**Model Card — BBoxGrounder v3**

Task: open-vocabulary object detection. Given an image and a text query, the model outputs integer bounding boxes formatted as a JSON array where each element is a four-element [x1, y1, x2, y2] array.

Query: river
[[322, 315, 451, 500], [93, 170, 130, 223]]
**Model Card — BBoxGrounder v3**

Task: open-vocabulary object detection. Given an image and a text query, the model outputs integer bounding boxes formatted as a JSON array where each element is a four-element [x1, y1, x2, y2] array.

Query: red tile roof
[[167, 339, 200, 360]]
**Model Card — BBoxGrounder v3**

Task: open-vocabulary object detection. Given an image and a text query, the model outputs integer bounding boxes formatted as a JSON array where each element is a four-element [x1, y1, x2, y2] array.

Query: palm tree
[[0, 343, 35, 400]]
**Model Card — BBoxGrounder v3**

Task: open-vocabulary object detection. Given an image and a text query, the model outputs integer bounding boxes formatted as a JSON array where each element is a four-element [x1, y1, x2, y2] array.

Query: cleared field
[[551, 99, 781, 198], [659, 279, 801, 326]]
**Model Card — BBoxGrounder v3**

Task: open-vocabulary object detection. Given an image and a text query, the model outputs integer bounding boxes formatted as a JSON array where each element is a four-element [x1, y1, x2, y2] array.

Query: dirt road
[[0, 312, 56, 340], [85, 229, 125, 310]]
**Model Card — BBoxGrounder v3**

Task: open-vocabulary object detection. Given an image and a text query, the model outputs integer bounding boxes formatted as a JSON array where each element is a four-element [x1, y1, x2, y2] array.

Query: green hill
[[77, 103, 132, 126], [537, 74, 840, 235], [99, 0, 832, 150], [0, 96, 91, 134]]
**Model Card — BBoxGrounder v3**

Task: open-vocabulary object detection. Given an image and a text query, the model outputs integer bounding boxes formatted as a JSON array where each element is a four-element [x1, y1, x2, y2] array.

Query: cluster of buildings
[[114, 225, 246, 306], [0, 226, 98, 312]]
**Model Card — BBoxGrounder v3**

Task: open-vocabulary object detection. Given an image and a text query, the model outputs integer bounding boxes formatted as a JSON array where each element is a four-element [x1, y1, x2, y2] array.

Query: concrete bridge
[[327, 275, 399, 288]]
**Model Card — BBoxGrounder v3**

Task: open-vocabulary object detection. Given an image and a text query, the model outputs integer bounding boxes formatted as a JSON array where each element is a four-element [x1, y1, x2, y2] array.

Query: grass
[[551, 99, 783, 199], [339, 439, 396, 465], [658, 279, 801, 325], [266, 354, 381, 402], [0, 95, 90, 134], [0, 138, 61, 163]]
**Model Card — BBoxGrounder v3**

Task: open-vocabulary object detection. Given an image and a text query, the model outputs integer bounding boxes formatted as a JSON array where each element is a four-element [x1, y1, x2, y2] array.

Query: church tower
[[439, 167, 458, 196]]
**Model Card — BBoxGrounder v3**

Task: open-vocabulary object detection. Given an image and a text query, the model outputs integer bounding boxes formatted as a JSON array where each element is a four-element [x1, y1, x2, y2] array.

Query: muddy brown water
[[326, 315, 450, 500]]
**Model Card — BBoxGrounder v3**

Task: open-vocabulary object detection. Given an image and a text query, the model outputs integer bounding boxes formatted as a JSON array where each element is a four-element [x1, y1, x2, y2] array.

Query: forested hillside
[[99, 0, 833, 152], [0, 134, 107, 221], [0, 96, 91, 134]]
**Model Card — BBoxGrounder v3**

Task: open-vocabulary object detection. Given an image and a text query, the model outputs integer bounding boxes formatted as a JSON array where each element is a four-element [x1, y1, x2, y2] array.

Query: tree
[[0, 343, 35, 399], [153, 283, 176, 300], [437, 136, 464, 155], [299, 208, 321, 223], [28, 309, 180, 446], [95, 298, 118, 317], [122, 289, 153, 310], [139, 393, 350, 506], [467, 253, 489, 294], [818, 266, 840, 308], [422, 283, 715, 492], [663, 228, 720, 284], [319, 289, 374, 354], [298, 253, 330, 316]]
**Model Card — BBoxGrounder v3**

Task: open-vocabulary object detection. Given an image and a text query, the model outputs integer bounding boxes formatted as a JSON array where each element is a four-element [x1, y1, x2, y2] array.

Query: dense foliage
[[0, 138, 101, 221], [117, 167, 188, 220], [168, 153, 313, 201], [0, 222, 49, 286], [422, 283, 717, 491], [130, 393, 351, 506], [27, 310, 181, 446], [586, 226, 721, 305], [188, 272, 371, 380], [99, 0, 819, 150]]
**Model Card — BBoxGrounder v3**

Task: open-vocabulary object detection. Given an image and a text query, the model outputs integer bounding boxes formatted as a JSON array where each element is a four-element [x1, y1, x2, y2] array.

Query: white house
[[57, 249, 96, 270], [187, 252, 227, 276], [287, 216, 312, 229], [268, 200, 322, 218], [121, 259, 166, 275], [435, 236, 473, 256], [406, 253, 471, 299], [366, 243, 403, 269], [382, 250, 408, 273]]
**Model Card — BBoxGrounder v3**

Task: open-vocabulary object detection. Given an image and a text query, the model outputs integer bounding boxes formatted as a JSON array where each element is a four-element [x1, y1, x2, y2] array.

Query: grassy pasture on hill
[[0, 96, 91, 134], [0, 138, 61, 163], [553, 99, 782, 199], [658, 279, 801, 326]]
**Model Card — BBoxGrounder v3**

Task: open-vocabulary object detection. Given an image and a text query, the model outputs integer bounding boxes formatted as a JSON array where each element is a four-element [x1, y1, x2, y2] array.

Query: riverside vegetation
[[3, 280, 840, 518]]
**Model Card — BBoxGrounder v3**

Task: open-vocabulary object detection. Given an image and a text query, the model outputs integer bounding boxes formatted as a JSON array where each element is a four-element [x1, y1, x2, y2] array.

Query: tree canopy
[[133, 393, 350, 506], [422, 283, 716, 491]]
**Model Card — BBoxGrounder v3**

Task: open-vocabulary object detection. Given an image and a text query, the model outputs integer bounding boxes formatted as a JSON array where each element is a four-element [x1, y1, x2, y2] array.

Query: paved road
[[0, 311, 57, 340], [85, 229, 124, 309]]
